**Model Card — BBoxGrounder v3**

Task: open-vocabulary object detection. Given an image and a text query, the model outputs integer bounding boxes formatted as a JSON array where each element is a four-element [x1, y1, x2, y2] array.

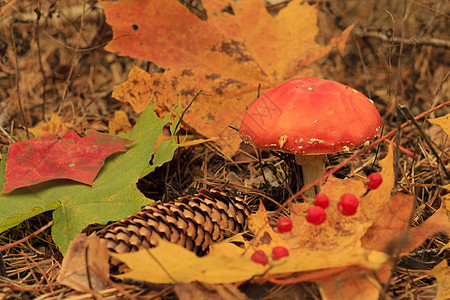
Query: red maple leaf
[[2, 130, 133, 193]]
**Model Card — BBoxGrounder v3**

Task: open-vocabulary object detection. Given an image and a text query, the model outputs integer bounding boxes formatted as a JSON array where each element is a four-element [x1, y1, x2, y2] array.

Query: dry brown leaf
[[405, 206, 450, 253], [57, 233, 110, 292]]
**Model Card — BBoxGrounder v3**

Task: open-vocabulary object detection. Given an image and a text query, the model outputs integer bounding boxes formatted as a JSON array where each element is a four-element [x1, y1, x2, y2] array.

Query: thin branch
[[353, 26, 450, 48]]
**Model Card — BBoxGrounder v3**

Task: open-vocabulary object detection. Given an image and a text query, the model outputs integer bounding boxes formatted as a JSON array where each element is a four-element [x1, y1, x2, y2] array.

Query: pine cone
[[99, 188, 251, 269]]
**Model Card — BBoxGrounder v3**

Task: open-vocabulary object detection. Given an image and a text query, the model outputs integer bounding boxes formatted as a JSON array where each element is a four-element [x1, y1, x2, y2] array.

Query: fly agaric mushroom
[[239, 78, 381, 198]]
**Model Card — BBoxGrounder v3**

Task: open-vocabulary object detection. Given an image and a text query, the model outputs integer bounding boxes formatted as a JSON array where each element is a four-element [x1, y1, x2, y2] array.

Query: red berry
[[272, 246, 289, 260], [305, 206, 327, 225], [251, 250, 269, 266], [338, 193, 359, 216], [314, 193, 330, 209], [367, 173, 383, 190], [276, 216, 293, 232]]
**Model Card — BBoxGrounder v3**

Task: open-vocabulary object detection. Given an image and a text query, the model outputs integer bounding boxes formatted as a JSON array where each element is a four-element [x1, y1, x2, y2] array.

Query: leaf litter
[[0, 0, 449, 299], [103, 0, 354, 155]]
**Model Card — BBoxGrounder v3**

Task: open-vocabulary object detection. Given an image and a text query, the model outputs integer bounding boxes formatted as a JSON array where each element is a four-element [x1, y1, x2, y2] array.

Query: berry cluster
[[250, 173, 383, 265], [250, 217, 293, 265], [251, 246, 290, 266], [303, 172, 383, 225]]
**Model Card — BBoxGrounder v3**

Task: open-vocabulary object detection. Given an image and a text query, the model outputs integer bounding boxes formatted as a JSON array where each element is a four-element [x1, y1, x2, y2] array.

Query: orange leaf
[[102, 0, 353, 155], [360, 193, 413, 253]]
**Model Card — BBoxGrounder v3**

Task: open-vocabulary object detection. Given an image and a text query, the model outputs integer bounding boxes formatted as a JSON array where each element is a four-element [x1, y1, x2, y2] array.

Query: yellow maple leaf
[[29, 113, 67, 137], [428, 113, 450, 136], [102, 0, 354, 155], [108, 110, 132, 135], [430, 260, 450, 300]]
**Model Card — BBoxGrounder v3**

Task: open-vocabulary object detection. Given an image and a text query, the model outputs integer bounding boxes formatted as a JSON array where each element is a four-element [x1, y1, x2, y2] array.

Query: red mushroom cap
[[239, 78, 381, 154]]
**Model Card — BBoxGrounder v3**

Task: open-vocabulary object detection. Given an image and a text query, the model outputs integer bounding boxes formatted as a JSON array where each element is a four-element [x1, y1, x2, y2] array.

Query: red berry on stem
[[276, 216, 293, 232], [338, 193, 359, 216], [314, 193, 330, 209], [305, 206, 327, 225], [272, 246, 289, 260], [367, 173, 383, 189], [251, 250, 269, 266]]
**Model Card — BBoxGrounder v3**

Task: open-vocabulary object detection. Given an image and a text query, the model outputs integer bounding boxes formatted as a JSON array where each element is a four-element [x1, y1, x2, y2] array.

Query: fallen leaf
[[428, 113, 450, 136], [268, 143, 396, 257], [28, 113, 67, 137], [102, 0, 353, 155], [112, 143, 450, 288], [108, 110, 132, 135], [3, 130, 132, 193], [405, 206, 450, 253], [361, 193, 413, 253], [0, 104, 176, 254], [174, 282, 248, 300], [315, 264, 393, 300], [314, 182, 450, 300], [112, 238, 257, 284], [430, 259, 450, 300], [426, 124, 450, 147], [57, 233, 109, 292], [140, 101, 182, 178], [111, 146, 398, 284]]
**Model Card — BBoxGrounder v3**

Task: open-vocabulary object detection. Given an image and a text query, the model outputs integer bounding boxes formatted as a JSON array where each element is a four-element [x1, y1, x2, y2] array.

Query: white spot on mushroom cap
[[308, 87, 313, 91], [314, 119, 318, 124], [279, 135, 288, 148], [308, 138, 324, 144]]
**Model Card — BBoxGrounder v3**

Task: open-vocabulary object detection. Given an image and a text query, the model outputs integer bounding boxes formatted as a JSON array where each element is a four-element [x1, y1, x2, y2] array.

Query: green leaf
[[140, 98, 183, 178], [0, 104, 170, 254]]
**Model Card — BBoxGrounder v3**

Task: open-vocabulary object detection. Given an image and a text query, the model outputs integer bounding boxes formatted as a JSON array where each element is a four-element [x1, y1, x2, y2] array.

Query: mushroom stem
[[295, 154, 327, 198]]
